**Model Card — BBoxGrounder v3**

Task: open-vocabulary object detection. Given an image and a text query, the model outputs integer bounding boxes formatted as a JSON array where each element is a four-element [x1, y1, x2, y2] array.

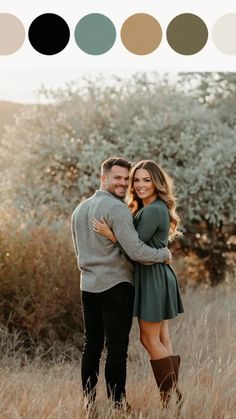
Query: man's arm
[[108, 205, 171, 264], [71, 210, 79, 257]]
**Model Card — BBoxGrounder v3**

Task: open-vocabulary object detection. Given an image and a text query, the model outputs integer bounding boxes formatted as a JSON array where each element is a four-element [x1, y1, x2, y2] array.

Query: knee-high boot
[[170, 355, 182, 403], [150, 356, 176, 407]]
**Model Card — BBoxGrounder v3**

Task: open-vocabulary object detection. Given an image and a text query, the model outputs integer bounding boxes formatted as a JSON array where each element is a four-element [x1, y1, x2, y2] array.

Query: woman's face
[[133, 168, 157, 201]]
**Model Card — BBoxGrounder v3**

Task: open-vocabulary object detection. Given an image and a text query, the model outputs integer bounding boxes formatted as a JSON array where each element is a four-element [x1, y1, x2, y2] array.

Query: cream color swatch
[[212, 14, 236, 55], [0, 13, 25, 55]]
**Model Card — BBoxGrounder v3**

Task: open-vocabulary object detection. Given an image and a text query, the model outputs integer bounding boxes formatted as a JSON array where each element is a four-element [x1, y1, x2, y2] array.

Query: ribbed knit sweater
[[71, 190, 169, 292]]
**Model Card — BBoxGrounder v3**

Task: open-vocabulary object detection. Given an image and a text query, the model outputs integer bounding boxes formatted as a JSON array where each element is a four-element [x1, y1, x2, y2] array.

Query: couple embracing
[[71, 157, 184, 412]]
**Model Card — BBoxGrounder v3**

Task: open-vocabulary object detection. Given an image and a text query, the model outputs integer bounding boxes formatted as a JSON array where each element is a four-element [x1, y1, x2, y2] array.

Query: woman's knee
[[140, 333, 160, 350], [160, 335, 171, 347]]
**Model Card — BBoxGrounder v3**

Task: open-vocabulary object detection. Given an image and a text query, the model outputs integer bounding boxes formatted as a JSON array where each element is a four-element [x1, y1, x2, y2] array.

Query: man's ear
[[100, 174, 107, 186]]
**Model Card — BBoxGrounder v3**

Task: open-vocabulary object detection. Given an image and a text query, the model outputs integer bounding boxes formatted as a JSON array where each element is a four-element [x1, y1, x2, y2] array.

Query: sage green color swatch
[[74, 13, 116, 55], [167, 13, 208, 55]]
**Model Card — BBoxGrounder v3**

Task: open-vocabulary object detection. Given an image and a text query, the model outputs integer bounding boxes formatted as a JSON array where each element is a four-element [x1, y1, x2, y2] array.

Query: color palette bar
[[0, 12, 236, 56]]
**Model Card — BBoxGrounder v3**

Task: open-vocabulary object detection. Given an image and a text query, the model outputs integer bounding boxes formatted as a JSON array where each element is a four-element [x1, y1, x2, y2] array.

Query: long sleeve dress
[[132, 198, 184, 322]]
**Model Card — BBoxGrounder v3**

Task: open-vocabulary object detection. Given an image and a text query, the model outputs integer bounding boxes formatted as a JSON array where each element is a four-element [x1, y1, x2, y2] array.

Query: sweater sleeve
[[71, 210, 78, 257], [108, 204, 169, 264], [135, 204, 161, 243]]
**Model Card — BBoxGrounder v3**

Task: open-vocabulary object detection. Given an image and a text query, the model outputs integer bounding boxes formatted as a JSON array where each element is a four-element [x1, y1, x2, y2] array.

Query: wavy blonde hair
[[127, 160, 182, 241]]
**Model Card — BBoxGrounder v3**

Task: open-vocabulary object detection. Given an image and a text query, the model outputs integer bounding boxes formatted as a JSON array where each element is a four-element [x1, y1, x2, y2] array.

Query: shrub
[[0, 209, 82, 352]]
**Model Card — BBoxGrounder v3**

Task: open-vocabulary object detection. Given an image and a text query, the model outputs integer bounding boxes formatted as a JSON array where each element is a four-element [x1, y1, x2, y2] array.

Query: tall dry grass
[[0, 209, 83, 352], [0, 284, 235, 419]]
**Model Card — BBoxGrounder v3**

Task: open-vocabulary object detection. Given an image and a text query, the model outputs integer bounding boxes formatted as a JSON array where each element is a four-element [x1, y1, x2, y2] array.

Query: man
[[71, 157, 171, 408]]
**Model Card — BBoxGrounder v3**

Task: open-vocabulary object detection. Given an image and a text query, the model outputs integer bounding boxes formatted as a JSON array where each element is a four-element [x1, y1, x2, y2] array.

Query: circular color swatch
[[28, 13, 70, 55], [0, 13, 25, 55], [167, 13, 208, 55], [121, 13, 162, 55], [74, 13, 116, 55], [212, 14, 236, 55]]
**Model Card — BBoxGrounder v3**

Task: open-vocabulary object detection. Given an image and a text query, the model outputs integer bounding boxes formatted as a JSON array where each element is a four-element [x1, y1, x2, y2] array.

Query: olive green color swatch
[[121, 13, 162, 55], [74, 13, 116, 55], [167, 13, 208, 55]]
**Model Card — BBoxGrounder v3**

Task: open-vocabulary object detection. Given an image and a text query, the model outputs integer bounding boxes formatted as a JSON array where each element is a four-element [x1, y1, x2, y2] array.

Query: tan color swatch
[[121, 13, 162, 55], [0, 13, 25, 55]]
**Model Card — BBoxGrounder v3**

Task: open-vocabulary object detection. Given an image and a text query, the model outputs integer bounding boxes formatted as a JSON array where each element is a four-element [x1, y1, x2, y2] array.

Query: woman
[[92, 160, 184, 407]]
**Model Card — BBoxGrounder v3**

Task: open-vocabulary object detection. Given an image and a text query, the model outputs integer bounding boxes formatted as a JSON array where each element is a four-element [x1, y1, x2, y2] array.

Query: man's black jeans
[[81, 282, 134, 404]]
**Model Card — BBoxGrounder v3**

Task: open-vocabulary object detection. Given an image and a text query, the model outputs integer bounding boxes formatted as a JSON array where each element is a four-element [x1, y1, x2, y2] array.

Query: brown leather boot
[[170, 355, 182, 403], [150, 356, 176, 407], [170, 355, 180, 379]]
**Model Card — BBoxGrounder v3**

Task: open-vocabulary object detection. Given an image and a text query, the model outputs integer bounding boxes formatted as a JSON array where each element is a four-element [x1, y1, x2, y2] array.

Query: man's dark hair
[[101, 157, 131, 174]]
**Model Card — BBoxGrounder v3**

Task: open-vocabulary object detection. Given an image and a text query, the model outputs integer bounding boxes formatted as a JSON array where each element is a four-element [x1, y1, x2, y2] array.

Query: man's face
[[102, 165, 130, 199]]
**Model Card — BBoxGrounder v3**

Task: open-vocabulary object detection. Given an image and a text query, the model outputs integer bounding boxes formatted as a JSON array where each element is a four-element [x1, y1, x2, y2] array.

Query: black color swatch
[[28, 13, 70, 55]]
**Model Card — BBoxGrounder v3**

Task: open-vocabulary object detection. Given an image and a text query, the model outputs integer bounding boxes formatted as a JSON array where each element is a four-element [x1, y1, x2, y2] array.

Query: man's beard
[[107, 185, 126, 200]]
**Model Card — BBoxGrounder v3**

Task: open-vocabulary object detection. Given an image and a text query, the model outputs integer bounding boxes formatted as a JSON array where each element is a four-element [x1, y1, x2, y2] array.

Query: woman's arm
[[92, 217, 117, 243]]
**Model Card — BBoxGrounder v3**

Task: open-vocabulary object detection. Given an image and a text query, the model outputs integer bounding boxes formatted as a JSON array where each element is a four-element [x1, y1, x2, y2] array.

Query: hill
[[0, 101, 27, 136]]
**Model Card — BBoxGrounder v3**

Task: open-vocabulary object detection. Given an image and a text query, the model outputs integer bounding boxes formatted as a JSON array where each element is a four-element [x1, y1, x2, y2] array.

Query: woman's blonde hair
[[127, 160, 181, 241]]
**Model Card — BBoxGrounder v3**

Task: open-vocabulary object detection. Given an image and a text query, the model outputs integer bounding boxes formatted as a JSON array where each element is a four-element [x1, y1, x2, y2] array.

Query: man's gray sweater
[[71, 190, 169, 292]]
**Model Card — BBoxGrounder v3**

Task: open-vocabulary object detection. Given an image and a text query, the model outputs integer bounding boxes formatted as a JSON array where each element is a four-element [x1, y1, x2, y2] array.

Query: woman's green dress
[[133, 198, 184, 322]]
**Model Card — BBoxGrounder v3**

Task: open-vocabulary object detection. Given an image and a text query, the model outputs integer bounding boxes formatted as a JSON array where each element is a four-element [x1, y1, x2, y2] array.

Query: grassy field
[[0, 284, 235, 419]]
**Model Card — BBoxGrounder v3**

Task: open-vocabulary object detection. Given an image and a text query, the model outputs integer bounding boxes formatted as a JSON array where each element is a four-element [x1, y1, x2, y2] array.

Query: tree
[[1, 73, 235, 284]]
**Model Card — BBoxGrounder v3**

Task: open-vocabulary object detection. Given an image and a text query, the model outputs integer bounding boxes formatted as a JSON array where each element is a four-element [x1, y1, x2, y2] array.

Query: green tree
[[0, 73, 235, 284], [178, 72, 236, 128]]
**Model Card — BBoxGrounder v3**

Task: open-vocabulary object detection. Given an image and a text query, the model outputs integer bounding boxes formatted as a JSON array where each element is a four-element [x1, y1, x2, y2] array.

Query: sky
[[1, 0, 236, 102]]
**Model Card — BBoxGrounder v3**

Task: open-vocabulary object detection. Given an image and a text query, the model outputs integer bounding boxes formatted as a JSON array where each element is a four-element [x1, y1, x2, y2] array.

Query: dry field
[[0, 284, 235, 419]]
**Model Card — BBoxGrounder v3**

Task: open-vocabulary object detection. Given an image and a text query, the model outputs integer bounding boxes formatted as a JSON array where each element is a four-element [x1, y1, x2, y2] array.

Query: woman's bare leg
[[139, 319, 178, 406], [138, 319, 169, 360], [160, 320, 174, 355]]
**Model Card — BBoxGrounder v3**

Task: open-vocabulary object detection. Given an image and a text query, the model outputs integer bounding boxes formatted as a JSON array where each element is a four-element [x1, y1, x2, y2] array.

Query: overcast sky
[[1, 0, 236, 102]]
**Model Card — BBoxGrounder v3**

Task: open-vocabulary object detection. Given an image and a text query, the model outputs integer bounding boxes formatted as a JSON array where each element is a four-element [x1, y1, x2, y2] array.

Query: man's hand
[[160, 247, 172, 264], [142, 247, 172, 265]]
